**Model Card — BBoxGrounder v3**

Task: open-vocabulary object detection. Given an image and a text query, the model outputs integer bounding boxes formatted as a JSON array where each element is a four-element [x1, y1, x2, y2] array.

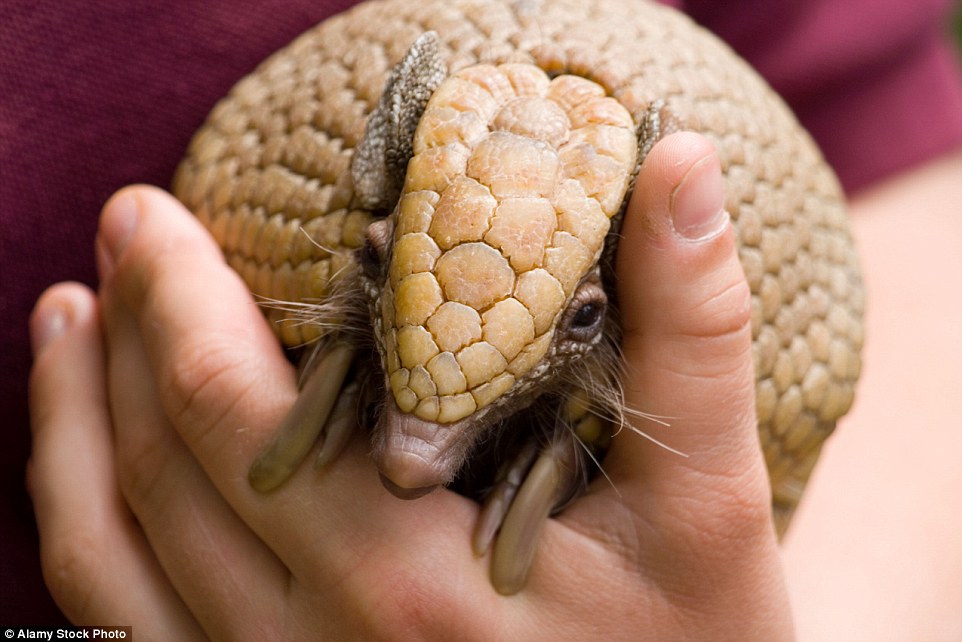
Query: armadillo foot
[[314, 377, 360, 469], [249, 343, 356, 492], [472, 441, 540, 558], [487, 437, 580, 595], [475, 394, 614, 594]]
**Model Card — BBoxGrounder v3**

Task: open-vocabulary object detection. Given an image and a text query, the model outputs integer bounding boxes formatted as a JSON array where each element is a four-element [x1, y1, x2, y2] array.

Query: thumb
[[607, 131, 769, 534]]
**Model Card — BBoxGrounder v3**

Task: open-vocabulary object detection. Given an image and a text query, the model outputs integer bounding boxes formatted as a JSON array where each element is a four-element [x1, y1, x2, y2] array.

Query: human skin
[[28, 132, 795, 640]]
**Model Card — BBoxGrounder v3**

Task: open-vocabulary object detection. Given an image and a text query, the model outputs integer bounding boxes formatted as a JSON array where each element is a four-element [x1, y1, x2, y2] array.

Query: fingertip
[[30, 282, 98, 357], [619, 132, 745, 340], [98, 185, 194, 280], [625, 131, 726, 245], [100, 183, 227, 319], [99, 185, 197, 252], [669, 149, 728, 242], [29, 283, 105, 450], [100, 188, 143, 264], [608, 130, 760, 495]]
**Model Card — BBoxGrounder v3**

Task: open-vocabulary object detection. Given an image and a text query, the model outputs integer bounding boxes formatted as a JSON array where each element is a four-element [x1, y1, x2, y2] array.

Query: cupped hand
[[29, 132, 793, 640]]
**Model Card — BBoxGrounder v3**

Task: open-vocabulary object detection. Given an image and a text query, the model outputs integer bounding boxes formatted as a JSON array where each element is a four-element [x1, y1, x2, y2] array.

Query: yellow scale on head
[[382, 63, 638, 424]]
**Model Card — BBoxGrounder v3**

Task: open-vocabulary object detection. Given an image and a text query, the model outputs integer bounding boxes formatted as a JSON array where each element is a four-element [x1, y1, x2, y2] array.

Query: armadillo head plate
[[354, 33, 638, 494]]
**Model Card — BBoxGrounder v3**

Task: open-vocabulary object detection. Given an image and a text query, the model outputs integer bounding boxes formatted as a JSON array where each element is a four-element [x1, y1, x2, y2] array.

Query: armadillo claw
[[472, 441, 540, 557], [476, 391, 614, 593], [249, 343, 356, 492], [489, 437, 580, 595], [314, 378, 360, 470]]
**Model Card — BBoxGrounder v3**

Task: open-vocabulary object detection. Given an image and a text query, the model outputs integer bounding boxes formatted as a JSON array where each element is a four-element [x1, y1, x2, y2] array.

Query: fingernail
[[30, 299, 71, 357], [669, 153, 728, 242], [101, 191, 141, 261]]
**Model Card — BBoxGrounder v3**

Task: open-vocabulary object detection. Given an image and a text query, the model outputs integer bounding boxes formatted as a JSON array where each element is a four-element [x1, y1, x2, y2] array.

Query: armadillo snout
[[371, 394, 481, 493]]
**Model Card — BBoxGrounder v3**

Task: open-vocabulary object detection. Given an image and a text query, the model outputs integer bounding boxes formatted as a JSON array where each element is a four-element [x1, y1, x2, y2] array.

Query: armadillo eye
[[560, 280, 607, 343], [571, 302, 602, 328]]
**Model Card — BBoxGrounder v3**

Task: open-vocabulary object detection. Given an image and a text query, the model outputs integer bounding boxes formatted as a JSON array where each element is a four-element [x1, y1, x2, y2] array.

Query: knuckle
[[159, 333, 248, 448], [701, 277, 753, 339], [701, 471, 775, 546], [114, 422, 169, 513], [677, 273, 753, 347], [369, 568, 456, 638], [41, 530, 108, 623], [670, 463, 777, 556], [335, 551, 467, 639], [112, 223, 261, 451]]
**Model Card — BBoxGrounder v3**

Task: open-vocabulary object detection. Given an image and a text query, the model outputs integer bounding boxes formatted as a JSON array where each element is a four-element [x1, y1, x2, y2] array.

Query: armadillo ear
[[636, 100, 679, 169], [604, 101, 681, 271], [351, 31, 447, 211]]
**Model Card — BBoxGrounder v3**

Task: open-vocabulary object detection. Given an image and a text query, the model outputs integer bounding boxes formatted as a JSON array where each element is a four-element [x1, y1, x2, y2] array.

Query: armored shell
[[173, 0, 864, 534]]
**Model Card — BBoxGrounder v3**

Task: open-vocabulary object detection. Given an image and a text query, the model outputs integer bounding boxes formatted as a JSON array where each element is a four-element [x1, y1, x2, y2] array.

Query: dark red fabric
[[683, 0, 962, 192], [1, 0, 359, 624], [2, 0, 961, 624]]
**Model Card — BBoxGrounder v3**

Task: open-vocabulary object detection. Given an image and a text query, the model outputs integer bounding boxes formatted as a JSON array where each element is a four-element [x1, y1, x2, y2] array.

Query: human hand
[[29, 132, 792, 640]]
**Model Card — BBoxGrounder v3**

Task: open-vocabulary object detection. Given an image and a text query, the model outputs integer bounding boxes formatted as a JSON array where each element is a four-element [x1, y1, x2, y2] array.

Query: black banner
[[3, 628, 131, 640]]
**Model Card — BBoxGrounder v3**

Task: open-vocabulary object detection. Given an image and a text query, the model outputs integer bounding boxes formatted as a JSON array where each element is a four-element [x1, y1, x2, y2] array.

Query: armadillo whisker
[[249, 343, 356, 492], [583, 378, 686, 455], [616, 420, 689, 458], [560, 356, 679, 433], [326, 257, 359, 283], [616, 406, 674, 429], [255, 296, 342, 339], [297, 226, 354, 258], [256, 274, 370, 352]]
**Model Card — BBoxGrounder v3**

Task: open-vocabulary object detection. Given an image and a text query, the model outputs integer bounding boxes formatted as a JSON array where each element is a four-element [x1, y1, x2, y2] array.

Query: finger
[[99, 211, 295, 637], [96, 187, 437, 592], [28, 283, 203, 637], [98, 185, 298, 498], [541, 132, 788, 623], [579, 133, 770, 542]]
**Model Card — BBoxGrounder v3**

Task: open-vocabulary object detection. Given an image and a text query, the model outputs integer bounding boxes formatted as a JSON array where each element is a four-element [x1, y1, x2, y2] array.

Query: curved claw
[[249, 343, 355, 492], [490, 438, 579, 596], [481, 392, 615, 595], [315, 378, 360, 470], [472, 441, 539, 557]]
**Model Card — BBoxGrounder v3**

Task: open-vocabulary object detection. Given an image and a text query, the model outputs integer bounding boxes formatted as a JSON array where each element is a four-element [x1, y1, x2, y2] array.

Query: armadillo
[[172, 0, 864, 595]]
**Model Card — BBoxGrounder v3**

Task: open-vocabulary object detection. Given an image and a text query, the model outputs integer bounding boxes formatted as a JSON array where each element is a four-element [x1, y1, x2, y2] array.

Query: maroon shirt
[[3, 0, 961, 623]]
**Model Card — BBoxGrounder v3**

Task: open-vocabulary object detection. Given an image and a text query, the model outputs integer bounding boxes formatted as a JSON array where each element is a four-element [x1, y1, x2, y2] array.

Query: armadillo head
[[352, 33, 638, 496]]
